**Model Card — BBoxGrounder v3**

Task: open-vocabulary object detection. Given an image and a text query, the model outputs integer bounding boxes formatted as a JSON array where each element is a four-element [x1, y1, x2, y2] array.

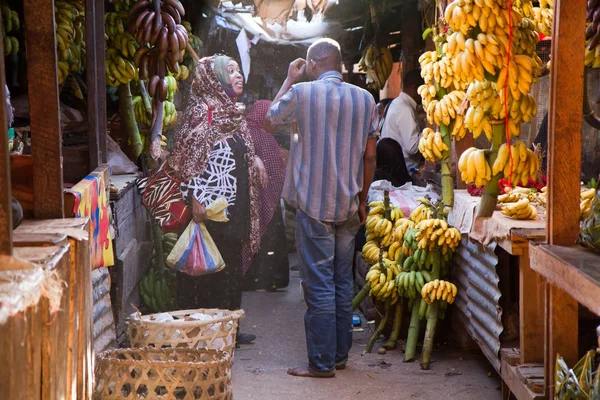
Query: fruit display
[[55, 0, 86, 85], [128, 0, 190, 158], [139, 232, 178, 312], [2, 5, 20, 56], [581, 186, 597, 218], [500, 197, 538, 220], [355, 195, 460, 369], [418, 127, 450, 162], [106, 48, 137, 86], [579, 183, 600, 252], [358, 44, 393, 90]]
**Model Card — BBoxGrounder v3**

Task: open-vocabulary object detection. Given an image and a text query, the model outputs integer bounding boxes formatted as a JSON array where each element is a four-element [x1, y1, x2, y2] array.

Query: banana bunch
[[501, 197, 538, 220], [106, 48, 137, 86], [112, 32, 139, 58], [396, 270, 431, 300], [386, 239, 406, 262], [133, 95, 176, 136], [139, 266, 177, 312], [66, 75, 85, 100], [579, 185, 600, 252], [365, 260, 400, 304], [1, 5, 20, 56], [173, 64, 190, 81], [55, 0, 86, 84], [418, 128, 449, 162], [133, 95, 152, 125], [403, 228, 456, 265], [113, 0, 134, 12], [164, 75, 178, 101], [512, 0, 535, 19], [358, 45, 393, 90], [415, 219, 462, 253], [129, 0, 190, 102], [581, 187, 596, 218], [409, 201, 436, 224], [181, 20, 202, 73], [514, 18, 539, 56], [162, 232, 178, 261], [105, 11, 127, 39], [421, 279, 457, 304], [162, 100, 177, 129], [362, 240, 384, 265], [393, 218, 415, 243], [491, 142, 540, 185], [418, 51, 460, 94], [495, 54, 540, 103], [498, 192, 526, 203], [423, 91, 466, 128], [585, 0, 600, 67], [458, 147, 491, 187], [444, 0, 523, 36], [532, 1, 553, 37], [365, 201, 404, 245]]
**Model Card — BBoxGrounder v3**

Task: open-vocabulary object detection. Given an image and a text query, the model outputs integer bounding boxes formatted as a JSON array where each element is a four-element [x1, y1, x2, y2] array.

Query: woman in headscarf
[[242, 100, 289, 291], [168, 55, 267, 345]]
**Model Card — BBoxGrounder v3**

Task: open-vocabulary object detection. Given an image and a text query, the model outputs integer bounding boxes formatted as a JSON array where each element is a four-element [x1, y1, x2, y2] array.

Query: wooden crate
[[15, 218, 93, 400]]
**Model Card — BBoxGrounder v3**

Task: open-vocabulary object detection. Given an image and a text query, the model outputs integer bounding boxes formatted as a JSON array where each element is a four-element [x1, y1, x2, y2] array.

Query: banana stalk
[[420, 259, 441, 370], [384, 190, 391, 220], [352, 282, 371, 311], [440, 123, 453, 207], [476, 123, 505, 218], [118, 82, 143, 161], [404, 298, 421, 362], [384, 300, 404, 350], [366, 300, 390, 353]]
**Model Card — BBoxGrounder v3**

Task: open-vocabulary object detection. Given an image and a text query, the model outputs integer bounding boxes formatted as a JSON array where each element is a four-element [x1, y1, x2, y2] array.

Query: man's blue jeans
[[295, 209, 361, 374]]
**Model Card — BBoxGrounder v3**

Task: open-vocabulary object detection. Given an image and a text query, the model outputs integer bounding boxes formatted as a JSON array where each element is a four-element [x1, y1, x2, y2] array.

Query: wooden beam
[[519, 251, 545, 364], [546, 0, 586, 246], [86, 0, 107, 169], [0, 16, 11, 256], [23, 0, 64, 219]]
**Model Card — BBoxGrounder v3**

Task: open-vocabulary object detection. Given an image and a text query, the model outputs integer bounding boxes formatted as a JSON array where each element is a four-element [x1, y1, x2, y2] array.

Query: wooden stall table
[[450, 190, 547, 399]]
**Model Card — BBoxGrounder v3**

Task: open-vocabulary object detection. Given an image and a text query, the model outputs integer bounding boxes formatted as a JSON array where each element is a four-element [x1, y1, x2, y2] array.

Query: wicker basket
[[94, 348, 232, 399], [126, 309, 243, 354]]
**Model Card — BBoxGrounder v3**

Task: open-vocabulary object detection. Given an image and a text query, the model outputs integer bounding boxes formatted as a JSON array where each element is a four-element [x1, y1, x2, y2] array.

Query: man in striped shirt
[[267, 38, 378, 378]]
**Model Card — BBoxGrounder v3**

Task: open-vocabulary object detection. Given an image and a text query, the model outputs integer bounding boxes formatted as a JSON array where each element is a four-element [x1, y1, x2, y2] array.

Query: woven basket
[[126, 309, 243, 354], [94, 347, 232, 399]]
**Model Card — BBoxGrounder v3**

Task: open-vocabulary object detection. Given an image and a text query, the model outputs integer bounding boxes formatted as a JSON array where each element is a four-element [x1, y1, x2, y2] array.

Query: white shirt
[[380, 92, 424, 171]]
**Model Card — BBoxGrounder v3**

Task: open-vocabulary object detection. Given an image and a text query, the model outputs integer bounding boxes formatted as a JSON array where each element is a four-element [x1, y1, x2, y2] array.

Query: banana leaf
[[555, 351, 598, 400]]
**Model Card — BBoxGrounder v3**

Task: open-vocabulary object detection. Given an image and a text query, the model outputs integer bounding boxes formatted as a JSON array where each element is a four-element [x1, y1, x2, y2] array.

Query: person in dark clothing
[[374, 138, 411, 187]]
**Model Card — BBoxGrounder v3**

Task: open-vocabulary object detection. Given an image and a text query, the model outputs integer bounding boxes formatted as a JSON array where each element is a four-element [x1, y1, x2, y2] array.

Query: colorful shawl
[[242, 100, 287, 274], [167, 55, 260, 253]]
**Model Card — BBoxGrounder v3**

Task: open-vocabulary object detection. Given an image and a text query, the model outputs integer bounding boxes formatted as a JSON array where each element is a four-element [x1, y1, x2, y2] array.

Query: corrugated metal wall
[[92, 267, 117, 355], [453, 237, 503, 372]]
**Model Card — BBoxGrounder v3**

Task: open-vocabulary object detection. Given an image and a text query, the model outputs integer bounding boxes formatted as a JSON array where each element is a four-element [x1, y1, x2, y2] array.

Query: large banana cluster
[[133, 96, 177, 131], [129, 0, 190, 101], [403, 228, 456, 266], [512, 0, 535, 19], [358, 45, 393, 91], [106, 48, 137, 86], [55, 0, 86, 85], [415, 219, 462, 253], [491, 142, 540, 185], [581, 187, 596, 218], [409, 199, 441, 224], [458, 147, 491, 187], [532, 0, 553, 37], [362, 201, 405, 263], [421, 280, 457, 304], [139, 233, 178, 312], [423, 90, 466, 128], [418, 128, 449, 162], [396, 270, 431, 300], [1, 5, 20, 56], [501, 197, 538, 220], [418, 51, 459, 95], [365, 259, 400, 304]]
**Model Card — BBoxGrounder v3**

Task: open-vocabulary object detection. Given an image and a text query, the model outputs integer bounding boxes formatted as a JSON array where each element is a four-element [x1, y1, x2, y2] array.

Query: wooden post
[[23, 0, 64, 219], [519, 252, 545, 364], [0, 16, 12, 256], [86, 0, 107, 169], [545, 0, 585, 396]]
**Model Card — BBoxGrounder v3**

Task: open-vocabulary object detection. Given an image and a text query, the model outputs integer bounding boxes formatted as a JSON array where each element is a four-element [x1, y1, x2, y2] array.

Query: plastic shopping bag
[[165, 198, 228, 276]]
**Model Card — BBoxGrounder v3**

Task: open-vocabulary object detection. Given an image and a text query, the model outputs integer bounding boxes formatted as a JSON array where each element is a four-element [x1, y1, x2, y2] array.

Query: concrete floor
[[232, 255, 503, 400]]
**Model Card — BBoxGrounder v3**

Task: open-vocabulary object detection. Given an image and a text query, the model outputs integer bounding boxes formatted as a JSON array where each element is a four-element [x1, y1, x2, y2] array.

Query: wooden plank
[[530, 244, 600, 316], [23, 0, 64, 219], [500, 354, 546, 400], [546, 0, 585, 246], [86, 0, 107, 168], [0, 15, 11, 255], [519, 250, 545, 364], [517, 365, 545, 384]]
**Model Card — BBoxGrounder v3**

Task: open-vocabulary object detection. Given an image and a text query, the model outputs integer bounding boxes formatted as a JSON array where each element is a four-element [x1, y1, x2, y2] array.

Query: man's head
[[306, 38, 342, 80], [402, 70, 424, 105]]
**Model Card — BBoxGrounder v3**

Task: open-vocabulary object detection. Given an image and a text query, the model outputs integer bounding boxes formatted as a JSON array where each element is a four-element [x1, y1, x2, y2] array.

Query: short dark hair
[[403, 69, 424, 89]]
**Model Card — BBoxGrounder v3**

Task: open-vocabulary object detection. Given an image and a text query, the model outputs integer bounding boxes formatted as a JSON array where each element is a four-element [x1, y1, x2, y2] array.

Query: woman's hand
[[254, 156, 269, 189], [191, 196, 207, 223]]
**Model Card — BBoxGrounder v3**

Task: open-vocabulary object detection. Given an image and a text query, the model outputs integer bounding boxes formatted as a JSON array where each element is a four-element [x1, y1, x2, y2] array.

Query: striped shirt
[[269, 71, 378, 222]]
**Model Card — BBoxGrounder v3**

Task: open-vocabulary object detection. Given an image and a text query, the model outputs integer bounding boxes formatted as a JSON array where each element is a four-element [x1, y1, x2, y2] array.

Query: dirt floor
[[232, 255, 503, 400]]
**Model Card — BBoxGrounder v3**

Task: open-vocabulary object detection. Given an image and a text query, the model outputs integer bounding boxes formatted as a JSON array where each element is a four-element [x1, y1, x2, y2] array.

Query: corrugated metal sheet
[[92, 267, 116, 355], [453, 237, 503, 372]]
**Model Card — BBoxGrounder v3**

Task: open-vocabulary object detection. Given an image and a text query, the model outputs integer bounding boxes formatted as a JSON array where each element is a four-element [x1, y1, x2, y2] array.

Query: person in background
[[374, 138, 411, 187], [380, 70, 425, 178], [243, 100, 289, 291], [376, 98, 393, 132], [267, 38, 378, 378], [168, 55, 268, 346]]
